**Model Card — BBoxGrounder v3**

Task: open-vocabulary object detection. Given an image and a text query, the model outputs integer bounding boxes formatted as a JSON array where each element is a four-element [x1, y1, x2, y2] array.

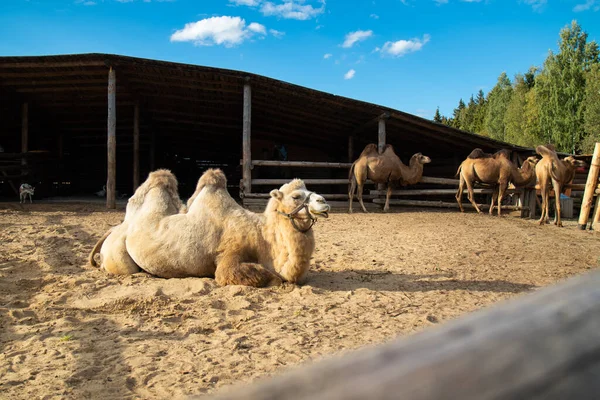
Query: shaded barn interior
[[0, 53, 537, 206]]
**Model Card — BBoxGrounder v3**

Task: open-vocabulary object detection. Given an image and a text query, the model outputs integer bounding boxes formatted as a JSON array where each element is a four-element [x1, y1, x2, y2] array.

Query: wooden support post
[[242, 80, 252, 196], [106, 67, 116, 209], [377, 116, 386, 155], [21, 103, 28, 175], [133, 102, 140, 191], [592, 195, 600, 231], [577, 142, 600, 230], [377, 114, 388, 191], [348, 136, 354, 163]]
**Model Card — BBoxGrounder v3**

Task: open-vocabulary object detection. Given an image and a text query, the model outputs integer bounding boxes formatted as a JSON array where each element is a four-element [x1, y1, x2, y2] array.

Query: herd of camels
[[88, 143, 585, 287], [348, 143, 585, 227]]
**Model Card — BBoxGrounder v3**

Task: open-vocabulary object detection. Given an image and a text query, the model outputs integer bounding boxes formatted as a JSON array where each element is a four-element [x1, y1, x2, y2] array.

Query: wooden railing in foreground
[[204, 269, 600, 400]]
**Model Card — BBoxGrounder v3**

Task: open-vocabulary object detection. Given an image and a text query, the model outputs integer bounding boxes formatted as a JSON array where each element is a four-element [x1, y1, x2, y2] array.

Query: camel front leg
[[215, 254, 282, 287], [552, 180, 563, 227], [357, 182, 369, 213], [383, 184, 392, 212], [465, 179, 482, 213]]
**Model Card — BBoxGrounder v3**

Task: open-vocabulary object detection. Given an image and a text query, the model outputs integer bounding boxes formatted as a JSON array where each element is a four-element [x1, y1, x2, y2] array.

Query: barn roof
[[0, 53, 533, 157]]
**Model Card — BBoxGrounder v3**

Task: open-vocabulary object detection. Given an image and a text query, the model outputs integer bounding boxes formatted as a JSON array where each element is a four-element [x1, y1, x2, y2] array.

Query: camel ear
[[270, 189, 283, 200]]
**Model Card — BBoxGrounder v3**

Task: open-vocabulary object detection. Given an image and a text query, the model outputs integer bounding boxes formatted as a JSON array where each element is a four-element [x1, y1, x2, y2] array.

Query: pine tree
[[504, 74, 528, 146], [484, 72, 513, 141], [452, 99, 466, 129], [433, 107, 443, 123]]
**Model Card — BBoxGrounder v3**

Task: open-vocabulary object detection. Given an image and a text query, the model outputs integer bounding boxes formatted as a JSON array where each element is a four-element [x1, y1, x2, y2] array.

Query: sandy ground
[[1, 203, 599, 399]]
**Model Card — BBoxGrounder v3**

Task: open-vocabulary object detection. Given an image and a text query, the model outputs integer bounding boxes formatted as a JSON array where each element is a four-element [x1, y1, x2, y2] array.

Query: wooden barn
[[0, 53, 581, 214]]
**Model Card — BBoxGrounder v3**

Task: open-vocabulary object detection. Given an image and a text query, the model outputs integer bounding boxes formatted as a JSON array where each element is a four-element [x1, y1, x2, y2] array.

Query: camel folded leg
[[215, 254, 283, 287]]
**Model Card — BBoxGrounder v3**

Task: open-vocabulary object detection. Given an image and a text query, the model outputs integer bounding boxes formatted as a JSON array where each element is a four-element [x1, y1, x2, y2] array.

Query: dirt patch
[[0, 203, 598, 399]]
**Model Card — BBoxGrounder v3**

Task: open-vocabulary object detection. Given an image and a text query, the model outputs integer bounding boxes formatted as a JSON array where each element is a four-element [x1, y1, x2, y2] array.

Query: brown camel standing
[[535, 145, 586, 227], [348, 144, 431, 213], [455, 149, 538, 216]]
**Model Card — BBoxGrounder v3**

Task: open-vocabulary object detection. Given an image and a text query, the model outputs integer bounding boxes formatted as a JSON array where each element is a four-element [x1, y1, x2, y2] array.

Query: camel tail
[[455, 164, 462, 177], [88, 228, 112, 267]]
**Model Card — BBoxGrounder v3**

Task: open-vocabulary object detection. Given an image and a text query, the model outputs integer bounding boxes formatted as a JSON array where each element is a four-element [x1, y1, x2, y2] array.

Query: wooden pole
[[107, 67, 116, 209], [206, 269, 600, 400], [348, 136, 354, 163], [377, 117, 386, 154], [242, 80, 252, 196], [377, 115, 387, 191], [133, 103, 140, 191], [592, 195, 600, 231], [577, 142, 600, 229], [21, 103, 28, 176]]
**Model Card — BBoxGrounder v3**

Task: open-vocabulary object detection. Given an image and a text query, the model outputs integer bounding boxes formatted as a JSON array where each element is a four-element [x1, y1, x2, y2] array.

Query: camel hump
[[198, 168, 227, 190], [493, 149, 511, 159], [467, 148, 490, 159], [147, 169, 179, 190], [358, 143, 379, 158]]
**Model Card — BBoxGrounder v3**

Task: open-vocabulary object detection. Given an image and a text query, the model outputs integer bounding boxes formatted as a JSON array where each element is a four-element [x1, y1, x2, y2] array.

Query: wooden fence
[[203, 269, 600, 400]]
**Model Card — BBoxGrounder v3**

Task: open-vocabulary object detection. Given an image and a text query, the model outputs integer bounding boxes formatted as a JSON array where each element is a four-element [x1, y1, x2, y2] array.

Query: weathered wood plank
[[242, 81, 252, 195], [21, 102, 28, 173], [370, 188, 521, 196], [106, 67, 116, 209], [250, 160, 353, 168], [373, 198, 527, 211], [578, 142, 600, 229], [206, 269, 600, 400]]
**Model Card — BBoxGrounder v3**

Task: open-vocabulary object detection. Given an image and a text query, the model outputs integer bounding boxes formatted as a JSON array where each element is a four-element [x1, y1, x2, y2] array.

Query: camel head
[[411, 153, 432, 165], [523, 156, 539, 168], [562, 156, 586, 170], [269, 179, 331, 232]]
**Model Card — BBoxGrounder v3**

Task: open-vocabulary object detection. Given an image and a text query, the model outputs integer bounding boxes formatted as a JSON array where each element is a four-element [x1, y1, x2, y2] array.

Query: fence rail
[[206, 269, 600, 400]]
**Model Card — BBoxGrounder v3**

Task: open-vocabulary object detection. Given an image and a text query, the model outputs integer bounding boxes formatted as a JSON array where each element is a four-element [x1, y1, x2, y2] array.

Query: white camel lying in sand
[[89, 169, 330, 287]]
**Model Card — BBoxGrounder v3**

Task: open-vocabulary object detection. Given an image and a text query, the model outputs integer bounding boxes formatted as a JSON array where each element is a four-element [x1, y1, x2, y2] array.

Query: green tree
[[472, 89, 487, 135], [451, 99, 466, 129], [484, 72, 513, 141], [433, 107, 443, 123], [582, 64, 600, 153], [504, 74, 528, 146], [536, 20, 599, 152], [460, 96, 477, 132]]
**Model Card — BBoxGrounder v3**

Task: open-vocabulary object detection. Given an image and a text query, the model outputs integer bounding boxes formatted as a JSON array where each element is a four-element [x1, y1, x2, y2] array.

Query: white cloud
[[248, 22, 267, 34], [260, 0, 325, 20], [170, 16, 267, 47], [378, 34, 430, 57], [269, 28, 286, 37], [229, 0, 260, 5], [461, 0, 482, 2], [323, 53, 332, 59], [75, 0, 97, 4], [434, 0, 448, 4], [573, 0, 600, 12], [370, 13, 379, 19], [344, 69, 356, 80], [522, 0, 547, 11], [342, 30, 373, 48]]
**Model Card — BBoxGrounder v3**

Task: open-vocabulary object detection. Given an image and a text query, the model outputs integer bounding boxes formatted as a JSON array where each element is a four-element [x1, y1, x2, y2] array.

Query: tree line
[[434, 21, 600, 154]]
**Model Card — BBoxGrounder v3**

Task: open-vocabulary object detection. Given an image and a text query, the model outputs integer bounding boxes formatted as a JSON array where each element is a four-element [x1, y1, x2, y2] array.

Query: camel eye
[[292, 194, 302, 200]]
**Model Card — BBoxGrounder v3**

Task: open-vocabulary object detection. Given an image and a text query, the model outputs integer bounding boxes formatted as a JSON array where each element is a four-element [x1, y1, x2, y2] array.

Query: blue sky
[[1, 0, 599, 119]]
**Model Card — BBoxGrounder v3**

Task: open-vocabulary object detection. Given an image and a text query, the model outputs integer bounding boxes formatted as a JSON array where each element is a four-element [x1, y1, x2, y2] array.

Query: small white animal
[[95, 185, 107, 197], [19, 183, 35, 203]]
